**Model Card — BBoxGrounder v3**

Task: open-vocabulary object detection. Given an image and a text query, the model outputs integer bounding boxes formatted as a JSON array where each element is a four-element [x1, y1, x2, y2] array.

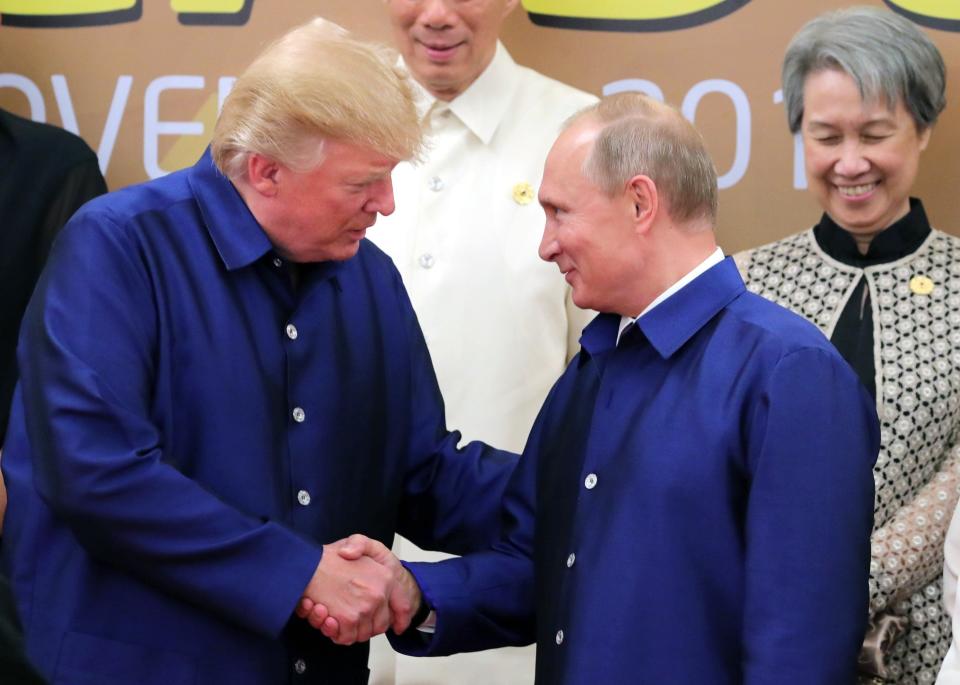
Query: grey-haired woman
[[737, 7, 958, 683]]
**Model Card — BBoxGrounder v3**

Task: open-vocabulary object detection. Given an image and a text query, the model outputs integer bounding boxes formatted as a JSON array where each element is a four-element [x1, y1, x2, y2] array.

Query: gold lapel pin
[[909, 275, 934, 295], [512, 182, 534, 206]]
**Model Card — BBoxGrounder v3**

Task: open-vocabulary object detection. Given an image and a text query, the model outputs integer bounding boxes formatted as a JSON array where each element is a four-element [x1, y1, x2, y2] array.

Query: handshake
[[295, 534, 425, 645]]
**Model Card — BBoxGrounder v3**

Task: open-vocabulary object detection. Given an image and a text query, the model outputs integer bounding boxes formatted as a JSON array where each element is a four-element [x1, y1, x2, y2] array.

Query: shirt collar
[[584, 255, 745, 361], [406, 42, 520, 145], [813, 197, 930, 267], [187, 148, 274, 271], [617, 247, 725, 343]]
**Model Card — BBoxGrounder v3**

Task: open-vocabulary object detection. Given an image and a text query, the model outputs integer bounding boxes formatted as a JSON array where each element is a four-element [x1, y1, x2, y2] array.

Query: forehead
[[803, 69, 905, 124], [317, 139, 398, 176]]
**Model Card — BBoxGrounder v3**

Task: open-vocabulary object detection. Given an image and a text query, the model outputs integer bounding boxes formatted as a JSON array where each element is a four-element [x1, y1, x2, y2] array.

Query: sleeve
[[868, 444, 960, 614], [17, 211, 321, 638], [389, 376, 563, 657], [392, 268, 519, 556], [742, 347, 879, 684]]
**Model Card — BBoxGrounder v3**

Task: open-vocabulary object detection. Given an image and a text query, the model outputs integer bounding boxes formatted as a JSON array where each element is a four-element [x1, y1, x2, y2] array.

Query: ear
[[918, 125, 932, 152], [246, 154, 282, 198], [626, 174, 658, 234]]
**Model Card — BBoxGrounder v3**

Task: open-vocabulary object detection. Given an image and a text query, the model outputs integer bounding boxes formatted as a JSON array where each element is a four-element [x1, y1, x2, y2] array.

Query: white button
[[297, 490, 311, 506], [566, 553, 576, 568], [418, 253, 436, 269], [584, 473, 598, 489], [294, 658, 306, 674], [286, 323, 298, 340], [273, 257, 283, 268], [292, 407, 306, 423], [555, 629, 564, 645], [428, 176, 444, 192]]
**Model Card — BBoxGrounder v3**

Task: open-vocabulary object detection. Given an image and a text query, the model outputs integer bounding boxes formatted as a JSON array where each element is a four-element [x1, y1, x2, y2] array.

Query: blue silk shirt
[[1, 151, 515, 684], [396, 258, 879, 684]]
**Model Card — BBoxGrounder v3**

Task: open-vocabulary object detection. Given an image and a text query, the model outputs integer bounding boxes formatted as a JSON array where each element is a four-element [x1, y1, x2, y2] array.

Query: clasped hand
[[295, 534, 422, 645]]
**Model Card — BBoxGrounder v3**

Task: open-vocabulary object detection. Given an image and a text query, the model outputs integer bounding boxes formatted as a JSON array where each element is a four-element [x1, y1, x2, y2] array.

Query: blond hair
[[574, 93, 718, 225], [212, 18, 423, 178]]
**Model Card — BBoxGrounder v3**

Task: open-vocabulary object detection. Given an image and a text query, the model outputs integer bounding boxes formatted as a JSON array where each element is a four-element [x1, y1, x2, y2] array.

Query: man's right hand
[[298, 536, 396, 645], [295, 534, 424, 644]]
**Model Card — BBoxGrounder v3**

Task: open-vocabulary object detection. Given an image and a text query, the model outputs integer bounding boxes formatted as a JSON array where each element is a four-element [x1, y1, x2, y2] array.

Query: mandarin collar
[[404, 42, 520, 145], [579, 258, 746, 362], [813, 197, 931, 267]]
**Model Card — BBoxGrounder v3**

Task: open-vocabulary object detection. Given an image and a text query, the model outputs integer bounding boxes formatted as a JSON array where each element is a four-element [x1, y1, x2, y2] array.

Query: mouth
[[417, 39, 465, 61], [835, 181, 879, 199]]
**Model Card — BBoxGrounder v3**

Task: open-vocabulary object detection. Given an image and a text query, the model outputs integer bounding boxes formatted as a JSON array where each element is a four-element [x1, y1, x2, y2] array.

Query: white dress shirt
[[369, 43, 597, 454]]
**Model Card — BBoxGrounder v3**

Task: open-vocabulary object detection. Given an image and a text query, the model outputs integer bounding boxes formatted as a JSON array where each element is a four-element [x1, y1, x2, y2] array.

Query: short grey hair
[[572, 93, 718, 226], [782, 6, 946, 134]]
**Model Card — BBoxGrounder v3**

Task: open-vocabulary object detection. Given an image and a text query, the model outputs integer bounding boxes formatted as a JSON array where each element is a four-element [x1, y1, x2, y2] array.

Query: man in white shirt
[[367, 0, 596, 682]]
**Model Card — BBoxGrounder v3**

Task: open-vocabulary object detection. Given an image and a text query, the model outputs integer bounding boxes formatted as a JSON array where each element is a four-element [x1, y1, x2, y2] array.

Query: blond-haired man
[[1, 19, 513, 684]]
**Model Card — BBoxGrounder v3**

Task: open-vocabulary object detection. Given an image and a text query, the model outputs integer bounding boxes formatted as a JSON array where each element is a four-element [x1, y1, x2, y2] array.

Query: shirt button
[[584, 473, 598, 490], [555, 629, 564, 645], [273, 257, 283, 268], [286, 323, 298, 340], [294, 658, 306, 674], [292, 407, 306, 423], [297, 490, 311, 506], [566, 553, 576, 568], [428, 176, 444, 192], [418, 253, 436, 269]]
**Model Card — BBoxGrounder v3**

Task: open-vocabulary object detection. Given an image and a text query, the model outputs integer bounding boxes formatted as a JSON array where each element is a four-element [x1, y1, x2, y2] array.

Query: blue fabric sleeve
[[742, 347, 879, 683], [391, 267, 519, 556]]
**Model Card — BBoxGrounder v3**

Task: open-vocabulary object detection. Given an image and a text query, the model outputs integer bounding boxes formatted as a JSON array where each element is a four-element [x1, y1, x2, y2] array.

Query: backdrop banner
[[2, 0, 958, 252]]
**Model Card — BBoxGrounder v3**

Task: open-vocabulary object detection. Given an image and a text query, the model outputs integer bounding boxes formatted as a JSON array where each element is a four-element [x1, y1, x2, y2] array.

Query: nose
[[419, 0, 456, 28], [539, 220, 559, 263], [367, 177, 396, 217], [834, 140, 870, 178]]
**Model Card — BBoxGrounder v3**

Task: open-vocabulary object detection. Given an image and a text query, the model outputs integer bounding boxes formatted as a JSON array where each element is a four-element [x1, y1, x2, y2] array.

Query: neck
[[625, 221, 717, 316]]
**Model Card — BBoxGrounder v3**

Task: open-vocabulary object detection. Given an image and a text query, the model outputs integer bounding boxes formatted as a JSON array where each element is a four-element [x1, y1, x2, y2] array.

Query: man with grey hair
[[316, 92, 882, 682], [0, 18, 513, 684]]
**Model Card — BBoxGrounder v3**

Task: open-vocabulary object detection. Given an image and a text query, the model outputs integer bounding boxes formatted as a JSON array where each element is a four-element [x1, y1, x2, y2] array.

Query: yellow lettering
[[170, 0, 244, 12], [0, 0, 133, 15], [884, 1, 960, 20], [521, 0, 727, 21]]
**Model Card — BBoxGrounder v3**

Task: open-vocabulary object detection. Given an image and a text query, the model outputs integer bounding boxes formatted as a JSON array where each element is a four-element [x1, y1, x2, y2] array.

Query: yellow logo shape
[[0, 0, 251, 26], [521, 0, 750, 31], [512, 182, 535, 206], [884, 1, 960, 30], [909, 275, 935, 295]]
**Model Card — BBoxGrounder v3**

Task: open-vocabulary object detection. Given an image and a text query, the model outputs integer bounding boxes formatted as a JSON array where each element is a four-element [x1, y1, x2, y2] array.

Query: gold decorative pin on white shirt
[[512, 182, 534, 206], [909, 275, 934, 295]]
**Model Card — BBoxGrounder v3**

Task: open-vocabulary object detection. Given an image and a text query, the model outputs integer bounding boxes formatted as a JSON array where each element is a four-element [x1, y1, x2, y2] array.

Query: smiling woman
[[735, 7, 960, 683]]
